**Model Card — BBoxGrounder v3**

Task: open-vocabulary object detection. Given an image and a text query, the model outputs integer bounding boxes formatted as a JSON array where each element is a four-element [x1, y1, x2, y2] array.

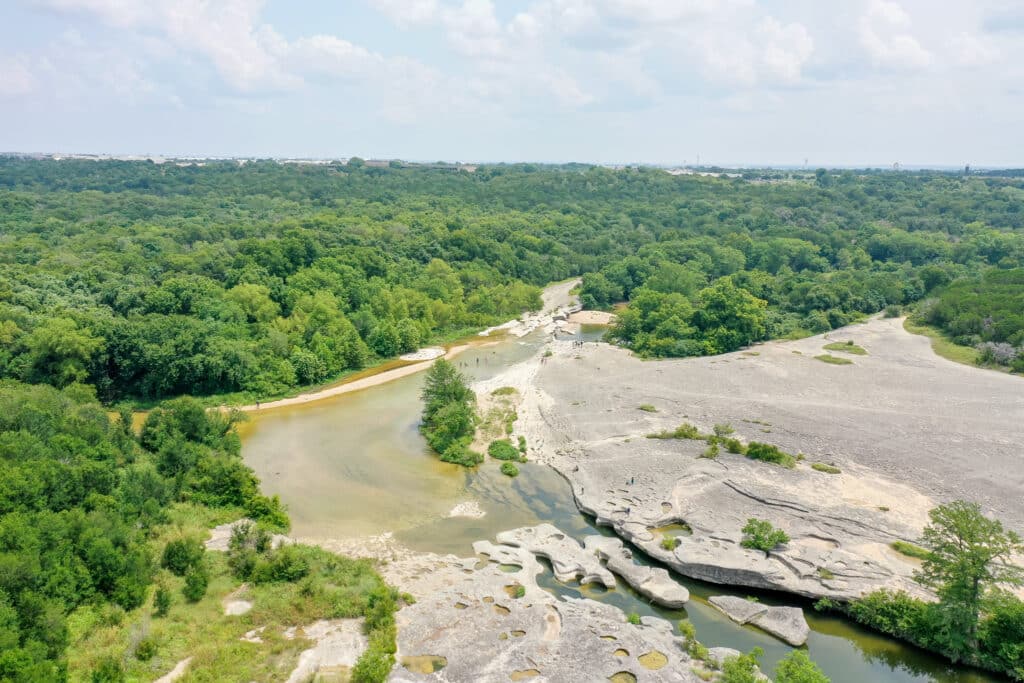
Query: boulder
[[708, 595, 810, 646]]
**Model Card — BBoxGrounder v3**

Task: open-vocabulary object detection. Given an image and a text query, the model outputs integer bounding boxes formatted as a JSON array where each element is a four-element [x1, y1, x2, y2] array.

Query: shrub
[[638, 404, 658, 412], [91, 656, 125, 683], [627, 612, 641, 625], [745, 442, 795, 468], [647, 422, 704, 440], [774, 650, 829, 683], [439, 442, 483, 467], [722, 438, 745, 454], [890, 540, 930, 560], [884, 305, 902, 318], [488, 439, 520, 461], [713, 423, 735, 437], [153, 584, 172, 617], [351, 646, 394, 683], [517, 435, 527, 454], [182, 564, 208, 603], [720, 647, 763, 683], [661, 537, 680, 551], [251, 545, 311, 583], [740, 519, 790, 552], [135, 636, 157, 661], [160, 537, 204, 577], [700, 443, 719, 459], [500, 462, 519, 477], [811, 462, 841, 474]]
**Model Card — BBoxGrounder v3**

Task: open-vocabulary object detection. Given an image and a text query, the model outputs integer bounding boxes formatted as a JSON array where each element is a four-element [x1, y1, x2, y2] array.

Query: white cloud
[[858, 0, 933, 69], [950, 32, 998, 67], [369, 0, 438, 27]]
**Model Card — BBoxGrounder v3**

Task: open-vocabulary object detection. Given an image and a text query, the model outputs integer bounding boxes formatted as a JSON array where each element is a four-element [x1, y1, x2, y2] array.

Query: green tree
[[916, 501, 1024, 659], [22, 318, 103, 387]]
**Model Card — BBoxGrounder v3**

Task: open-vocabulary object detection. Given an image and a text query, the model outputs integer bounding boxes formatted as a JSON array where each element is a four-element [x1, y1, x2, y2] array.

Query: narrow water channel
[[241, 330, 999, 683]]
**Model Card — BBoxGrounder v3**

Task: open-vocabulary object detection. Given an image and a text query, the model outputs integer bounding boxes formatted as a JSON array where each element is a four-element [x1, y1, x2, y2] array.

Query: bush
[[720, 647, 763, 683], [488, 439, 520, 461], [713, 423, 735, 437], [135, 636, 157, 661], [627, 612, 641, 625], [740, 518, 790, 552], [251, 545, 311, 583], [153, 584, 172, 617], [517, 435, 527, 454], [500, 462, 519, 477], [774, 650, 829, 683], [182, 564, 208, 603], [351, 646, 395, 683], [811, 462, 841, 474], [91, 656, 125, 683], [660, 537, 680, 551], [700, 443, 719, 459], [745, 442, 795, 468], [647, 422, 704, 440], [439, 442, 483, 466], [723, 437, 745, 454], [160, 537, 204, 577]]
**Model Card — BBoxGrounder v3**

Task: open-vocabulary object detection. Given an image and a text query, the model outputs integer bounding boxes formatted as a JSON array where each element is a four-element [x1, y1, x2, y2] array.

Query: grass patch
[[815, 354, 854, 365], [660, 537, 681, 552], [638, 404, 658, 412], [903, 319, 980, 366], [817, 567, 836, 580], [500, 462, 520, 477], [891, 540, 930, 560], [811, 462, 842, 474], [646, 422, 705, 440], [491, 386, 517, 396], [745, 442, 796, 468], [824, 340, 867, 355]]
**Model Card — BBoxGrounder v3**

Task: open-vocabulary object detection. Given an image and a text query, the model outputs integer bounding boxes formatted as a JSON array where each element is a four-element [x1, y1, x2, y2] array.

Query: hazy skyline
[[2, 0, 1022, 166]]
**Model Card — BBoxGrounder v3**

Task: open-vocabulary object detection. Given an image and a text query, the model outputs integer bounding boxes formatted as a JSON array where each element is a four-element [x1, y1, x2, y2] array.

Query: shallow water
[[241, 330, 999, 683]]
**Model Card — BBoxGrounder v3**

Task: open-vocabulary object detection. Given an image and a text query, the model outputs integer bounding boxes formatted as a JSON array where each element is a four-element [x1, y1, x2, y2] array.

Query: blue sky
[[1, 0, 1022, 166]]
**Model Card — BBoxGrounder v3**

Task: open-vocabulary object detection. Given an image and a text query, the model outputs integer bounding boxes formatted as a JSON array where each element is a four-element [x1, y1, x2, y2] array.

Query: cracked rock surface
[[708, 596, 810, 646], [385, 543, 705, 683]]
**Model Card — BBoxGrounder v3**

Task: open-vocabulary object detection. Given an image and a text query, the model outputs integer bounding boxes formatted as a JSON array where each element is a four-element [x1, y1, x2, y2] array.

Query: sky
[[1, 0, 1022, 166]]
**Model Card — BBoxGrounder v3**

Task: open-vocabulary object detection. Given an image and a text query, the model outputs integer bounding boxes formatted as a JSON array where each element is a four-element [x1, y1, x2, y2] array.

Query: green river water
[[241, 330, 1000, 683]]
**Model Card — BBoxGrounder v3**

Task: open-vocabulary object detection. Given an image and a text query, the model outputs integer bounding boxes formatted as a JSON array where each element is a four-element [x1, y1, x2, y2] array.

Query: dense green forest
[[2, 158, 1023, 401]]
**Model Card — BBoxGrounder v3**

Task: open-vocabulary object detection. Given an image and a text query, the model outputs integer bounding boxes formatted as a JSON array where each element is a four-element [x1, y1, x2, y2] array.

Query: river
[[240, 329, 999, 683]]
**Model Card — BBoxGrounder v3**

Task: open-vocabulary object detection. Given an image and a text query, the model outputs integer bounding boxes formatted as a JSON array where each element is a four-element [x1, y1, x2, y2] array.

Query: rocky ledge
[[708, 596, 810, 646]]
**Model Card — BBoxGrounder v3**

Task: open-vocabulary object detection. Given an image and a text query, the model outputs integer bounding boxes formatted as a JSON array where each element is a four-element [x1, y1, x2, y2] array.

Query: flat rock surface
[[750, 606, 810, 647], [285, 619, 367, 683], [385, 546, 704, 683], [475, 316, 1024, 602], [708, 596, 810, 646]]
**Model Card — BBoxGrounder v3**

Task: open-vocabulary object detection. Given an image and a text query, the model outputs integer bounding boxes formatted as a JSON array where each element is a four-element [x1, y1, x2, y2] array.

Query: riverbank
[[233, 278, 583, 414]]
